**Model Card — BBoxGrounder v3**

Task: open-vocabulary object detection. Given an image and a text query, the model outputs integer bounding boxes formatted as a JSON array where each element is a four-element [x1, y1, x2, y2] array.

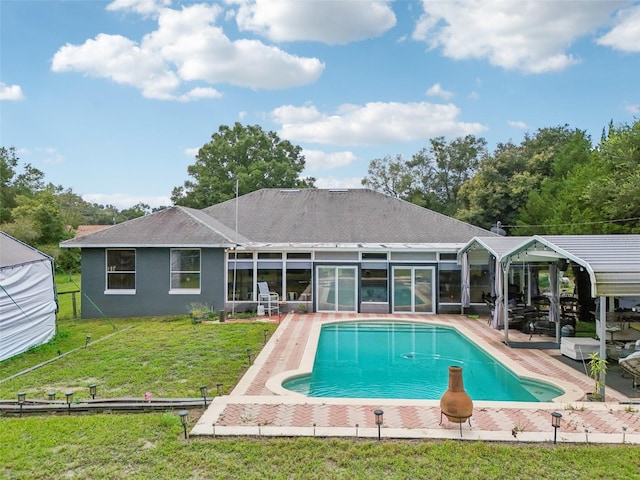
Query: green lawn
[[0, 279, 636, 479]]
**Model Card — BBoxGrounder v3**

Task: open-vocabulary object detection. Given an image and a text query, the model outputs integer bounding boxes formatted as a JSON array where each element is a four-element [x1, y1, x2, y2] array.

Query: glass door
[[392, 266, 435, 313], [316, 266, 358, 312]]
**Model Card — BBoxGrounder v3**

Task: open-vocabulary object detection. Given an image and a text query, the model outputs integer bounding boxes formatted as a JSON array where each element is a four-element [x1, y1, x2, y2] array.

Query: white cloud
[[52, 33, 181, 100], [272, 101, 486, 146], [625, 103, 640, 114], [52, 3, 324, 100], [176, 87, 223, 102], [184, 147, 199, 158], [303, 149, 358, 171], [42, 147, 65, 165], [426, 83, 454, 100], [413, 0, 622, 73], [106, 0, 171, 16], [0, 82, 25, 101], [314, 177, 365, 190], [232, 0, 396, 44], [597, 5, 640, 52], [83, 193, 171, 209], [508, 120, 529, 129]]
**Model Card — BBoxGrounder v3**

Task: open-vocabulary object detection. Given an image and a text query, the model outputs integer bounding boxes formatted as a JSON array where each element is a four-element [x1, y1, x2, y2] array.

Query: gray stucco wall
[[80, 248, 225, 319]]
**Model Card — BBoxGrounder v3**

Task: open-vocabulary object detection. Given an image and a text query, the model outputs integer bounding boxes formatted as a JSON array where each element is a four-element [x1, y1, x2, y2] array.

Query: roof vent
[[329, 189, 348, 193], [279, 189, 301, 193]]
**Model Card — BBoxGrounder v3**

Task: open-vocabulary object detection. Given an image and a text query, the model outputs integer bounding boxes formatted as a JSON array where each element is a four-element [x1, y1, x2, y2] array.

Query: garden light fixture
[[216, 383, 223, 396], [65, 391, 73, 415], [85, 335, 91, 348], [374, 409, 384, 441], [179, 410, 189, 439], [89, 384, 97, 399], [17, 392, 26, 417], [199, 385, 208, 407], [247, 348, 252, 364], [47, 391, 56, 401], [551, 411, 562, 444]]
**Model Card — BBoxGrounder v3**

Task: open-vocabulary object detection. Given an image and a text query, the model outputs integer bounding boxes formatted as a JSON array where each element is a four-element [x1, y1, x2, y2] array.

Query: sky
[[1, 0, 639, 210]]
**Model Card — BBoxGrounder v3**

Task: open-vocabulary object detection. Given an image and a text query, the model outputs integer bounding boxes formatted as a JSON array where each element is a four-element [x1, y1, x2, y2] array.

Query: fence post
[[71, 291, 77, 319]]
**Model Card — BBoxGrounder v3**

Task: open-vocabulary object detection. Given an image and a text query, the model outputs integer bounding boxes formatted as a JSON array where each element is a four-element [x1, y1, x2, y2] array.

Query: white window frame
[[169, 248, 201, 294], [105, 248, 136, 295]]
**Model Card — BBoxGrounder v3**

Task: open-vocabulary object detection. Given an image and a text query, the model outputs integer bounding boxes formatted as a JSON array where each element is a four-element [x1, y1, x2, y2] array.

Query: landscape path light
[[47, 391, 56, 401], [199, 385, 208, 407], [89, 384, 97, 399], [551, 411, 562, 444], [374, 409, 384, 441], [65, 391, 74, 415], [216, 383, 223, 396], [179, 410, 189, 439], [17, 392, 26, 417]]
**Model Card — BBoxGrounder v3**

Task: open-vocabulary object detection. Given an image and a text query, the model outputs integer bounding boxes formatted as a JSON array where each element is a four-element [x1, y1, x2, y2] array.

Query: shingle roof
[[61, 189, 494, 248], [203, 188, 493, 244], [61, 206, 246, 247]]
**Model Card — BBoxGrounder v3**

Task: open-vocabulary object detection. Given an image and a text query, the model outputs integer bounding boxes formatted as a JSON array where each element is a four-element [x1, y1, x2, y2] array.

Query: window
[[170, 249, 201, 292], [362, 252, 388, 260], [106, 249, 136, 291], [228, 261, 254, 301], [257, 267, 283, 298], [439, 264, 461, 303], [286, 265, 312, 301], [361, 268, 388, 302]]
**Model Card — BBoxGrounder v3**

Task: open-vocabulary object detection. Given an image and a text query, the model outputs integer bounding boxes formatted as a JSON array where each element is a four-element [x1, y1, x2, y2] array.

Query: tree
[[3, 188, 68, 244], [409, 135, 487, 216], [361, 154, 414, 198], [515, 129, 594, 234], [456, 126, 583, 232], [578, 120, 640, 233], [0, 147, 47, 223], [171, 123, 316, 208]]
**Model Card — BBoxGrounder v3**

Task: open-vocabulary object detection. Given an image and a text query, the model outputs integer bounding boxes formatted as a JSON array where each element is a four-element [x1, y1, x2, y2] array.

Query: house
[[60, 188, 495, 318], [0, 232, 57, 361]]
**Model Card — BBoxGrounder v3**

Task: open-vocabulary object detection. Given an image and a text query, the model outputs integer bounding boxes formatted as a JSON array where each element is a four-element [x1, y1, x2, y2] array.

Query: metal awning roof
[[506, 235, 640, 297], [457, 236, 531, 265], [459, 234, 640, 297]]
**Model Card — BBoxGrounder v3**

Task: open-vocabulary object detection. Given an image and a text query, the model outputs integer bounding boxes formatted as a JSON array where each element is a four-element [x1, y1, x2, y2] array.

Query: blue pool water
[[283, 322, 563, 402]]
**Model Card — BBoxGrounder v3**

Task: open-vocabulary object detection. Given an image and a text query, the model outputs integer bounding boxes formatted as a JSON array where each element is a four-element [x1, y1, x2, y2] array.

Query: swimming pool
[[283, 321, 563, 401]]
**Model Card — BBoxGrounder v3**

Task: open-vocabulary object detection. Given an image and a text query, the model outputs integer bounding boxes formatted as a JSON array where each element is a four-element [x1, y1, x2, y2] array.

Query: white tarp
[[0, 234, 57, 362]]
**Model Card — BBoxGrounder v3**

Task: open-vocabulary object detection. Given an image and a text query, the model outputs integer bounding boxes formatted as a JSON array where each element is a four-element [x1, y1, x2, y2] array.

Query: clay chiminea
[[440, 366, 473, 432]]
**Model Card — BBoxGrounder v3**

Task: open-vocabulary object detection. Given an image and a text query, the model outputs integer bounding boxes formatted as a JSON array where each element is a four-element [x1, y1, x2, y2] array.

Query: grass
[[55, 273, 82, 320], [0, 316, 275, 400], [0, 277, 637, 479], [1, 415, 639, 479]]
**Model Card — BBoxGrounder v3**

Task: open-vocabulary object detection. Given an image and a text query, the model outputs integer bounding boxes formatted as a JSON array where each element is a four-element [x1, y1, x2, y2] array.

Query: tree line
[[2, 119, 638, 272], [362, 120, 640, 235]]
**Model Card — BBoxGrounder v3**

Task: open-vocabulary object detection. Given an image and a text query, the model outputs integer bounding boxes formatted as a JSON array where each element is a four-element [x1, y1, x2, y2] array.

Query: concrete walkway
[[192, 313, 640, 444]]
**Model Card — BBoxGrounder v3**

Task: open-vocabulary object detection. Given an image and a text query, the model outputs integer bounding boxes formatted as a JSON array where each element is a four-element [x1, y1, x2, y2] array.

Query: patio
[[192, 313, 640, 443]]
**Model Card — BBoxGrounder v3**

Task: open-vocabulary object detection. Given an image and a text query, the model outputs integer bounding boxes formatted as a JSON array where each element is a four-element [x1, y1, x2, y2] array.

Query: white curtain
[[549, 263, 559, 323], [461, 252, 471, 309], [492, 257, 504, 329]]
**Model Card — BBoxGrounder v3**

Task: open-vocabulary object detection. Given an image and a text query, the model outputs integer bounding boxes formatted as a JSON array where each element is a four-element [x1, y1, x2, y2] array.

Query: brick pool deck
[[192, 313, 640, 444]]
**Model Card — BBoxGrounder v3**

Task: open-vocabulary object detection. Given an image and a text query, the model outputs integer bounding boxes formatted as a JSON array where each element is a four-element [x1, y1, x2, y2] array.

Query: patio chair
[[257, 282, 279, 316], [619, 349, 640, 389]]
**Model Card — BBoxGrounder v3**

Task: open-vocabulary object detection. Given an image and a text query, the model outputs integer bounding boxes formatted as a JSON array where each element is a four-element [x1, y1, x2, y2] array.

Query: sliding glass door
[[392, 266, 435, 313], [316, 266, 357, 312]]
